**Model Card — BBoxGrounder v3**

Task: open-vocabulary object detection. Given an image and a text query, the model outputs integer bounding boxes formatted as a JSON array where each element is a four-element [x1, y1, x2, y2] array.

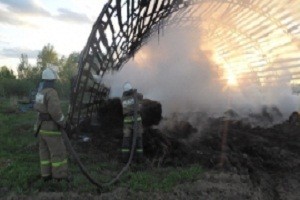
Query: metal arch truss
[[69, 0, 189, 126], [69, 0, 300, 127]]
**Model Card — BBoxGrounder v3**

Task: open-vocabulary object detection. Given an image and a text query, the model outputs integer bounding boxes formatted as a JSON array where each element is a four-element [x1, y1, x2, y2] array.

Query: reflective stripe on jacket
[[39, 130, 61, 136], [124, 116, 142, 123], [40, 159, 67, 167]]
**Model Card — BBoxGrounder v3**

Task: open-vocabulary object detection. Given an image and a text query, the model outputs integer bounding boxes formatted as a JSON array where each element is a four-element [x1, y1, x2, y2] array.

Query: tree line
[[0, 44, 79, 99]]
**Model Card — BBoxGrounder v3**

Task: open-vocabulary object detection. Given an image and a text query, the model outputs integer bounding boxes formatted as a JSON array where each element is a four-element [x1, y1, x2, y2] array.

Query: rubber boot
[[42, 175, 52, 182], [55, 174, 73, 183]]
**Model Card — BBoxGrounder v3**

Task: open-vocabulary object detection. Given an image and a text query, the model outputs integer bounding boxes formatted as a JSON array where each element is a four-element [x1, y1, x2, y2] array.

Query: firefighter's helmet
[[123, 82, 133, 92], [42, 67, 58, 80]]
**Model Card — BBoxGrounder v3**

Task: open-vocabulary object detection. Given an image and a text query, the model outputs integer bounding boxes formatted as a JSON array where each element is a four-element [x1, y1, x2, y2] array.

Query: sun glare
[[134, 49, 149, 68], [198, 0, 300, 89], [227, 73, 238, 86]]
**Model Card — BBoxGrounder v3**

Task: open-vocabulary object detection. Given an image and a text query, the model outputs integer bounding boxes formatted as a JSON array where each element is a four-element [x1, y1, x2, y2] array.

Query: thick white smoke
[[103, 27, 299, 119]]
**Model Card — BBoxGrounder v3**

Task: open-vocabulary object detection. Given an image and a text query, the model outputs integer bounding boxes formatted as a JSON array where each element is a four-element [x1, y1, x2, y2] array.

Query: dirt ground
[[189, 118, 300, 200]]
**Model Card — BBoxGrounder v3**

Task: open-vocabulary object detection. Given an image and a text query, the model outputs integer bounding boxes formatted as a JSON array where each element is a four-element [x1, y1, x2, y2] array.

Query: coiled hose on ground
[[61, 90, 139, 190]]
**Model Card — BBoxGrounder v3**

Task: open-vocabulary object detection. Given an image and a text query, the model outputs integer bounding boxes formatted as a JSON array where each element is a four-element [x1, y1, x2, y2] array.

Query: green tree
[[10, 44, 77, 99], [17, 54, 40, 83], [37, 43, 59, 70], [59, 52, 79, 82], [55, 52, 79, 99], [0, 66, 15, 79], [18, 44, 59, 82], [17, 54, 30, 79]]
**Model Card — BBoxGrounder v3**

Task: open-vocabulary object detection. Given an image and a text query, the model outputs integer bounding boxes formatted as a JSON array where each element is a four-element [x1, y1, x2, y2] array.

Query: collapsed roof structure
[[69, 0, 300, 127]]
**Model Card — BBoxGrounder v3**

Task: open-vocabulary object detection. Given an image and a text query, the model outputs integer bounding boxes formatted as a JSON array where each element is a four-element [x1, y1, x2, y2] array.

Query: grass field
[[0, 98, 203, 197]]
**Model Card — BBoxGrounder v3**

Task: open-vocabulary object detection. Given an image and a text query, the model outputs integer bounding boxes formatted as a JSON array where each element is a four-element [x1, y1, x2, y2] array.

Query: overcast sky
[[0, 0, 106, 72]]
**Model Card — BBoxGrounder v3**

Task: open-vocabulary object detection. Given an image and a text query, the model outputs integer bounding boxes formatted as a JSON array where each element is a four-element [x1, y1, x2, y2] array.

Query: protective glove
[[56, 114, 66, 129], [57, 120, 67, 130]]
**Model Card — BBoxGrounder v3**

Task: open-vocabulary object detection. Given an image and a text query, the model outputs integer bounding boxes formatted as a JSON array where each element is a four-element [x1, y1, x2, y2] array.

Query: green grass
[[0, 100, 38, 193], [0, 98, 204, 196], [124, 165, 203, 192]]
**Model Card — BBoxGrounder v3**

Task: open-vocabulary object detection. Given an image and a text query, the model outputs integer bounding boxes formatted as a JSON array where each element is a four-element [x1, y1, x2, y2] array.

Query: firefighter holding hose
[[34, 66, 69, 182], [121, 82, 144, 163]]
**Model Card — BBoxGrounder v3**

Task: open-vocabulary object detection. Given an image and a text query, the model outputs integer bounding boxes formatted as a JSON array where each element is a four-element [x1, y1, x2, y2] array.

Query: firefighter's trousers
[[39, 130, 68, 179], [122, 122, 143, 162]]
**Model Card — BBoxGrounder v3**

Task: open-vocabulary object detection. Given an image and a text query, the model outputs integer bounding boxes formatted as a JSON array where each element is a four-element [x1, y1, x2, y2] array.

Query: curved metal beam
[[69, 0, 300, 127]]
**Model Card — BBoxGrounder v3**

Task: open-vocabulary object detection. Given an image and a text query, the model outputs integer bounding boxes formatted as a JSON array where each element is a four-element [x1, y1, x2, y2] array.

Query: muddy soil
[[188, 118, 300, 200]]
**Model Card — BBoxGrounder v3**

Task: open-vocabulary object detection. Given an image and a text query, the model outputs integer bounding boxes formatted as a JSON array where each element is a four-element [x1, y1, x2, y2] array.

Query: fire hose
[[61, 90, 139, 189]]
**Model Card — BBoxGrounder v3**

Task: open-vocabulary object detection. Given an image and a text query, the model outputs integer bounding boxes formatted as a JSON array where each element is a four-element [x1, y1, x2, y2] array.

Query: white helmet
[[123, 82, 133, 92], [42, 67, 58, 80]]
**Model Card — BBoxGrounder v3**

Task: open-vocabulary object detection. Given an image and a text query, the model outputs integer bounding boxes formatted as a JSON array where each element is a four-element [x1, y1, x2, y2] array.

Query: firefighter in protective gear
[[34, 67, 68, 181], [121, 82, 144, 163]]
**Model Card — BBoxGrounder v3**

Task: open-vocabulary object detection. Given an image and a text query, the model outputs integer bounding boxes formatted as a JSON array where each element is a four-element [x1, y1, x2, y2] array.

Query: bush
[[0, 79, 35, 98]]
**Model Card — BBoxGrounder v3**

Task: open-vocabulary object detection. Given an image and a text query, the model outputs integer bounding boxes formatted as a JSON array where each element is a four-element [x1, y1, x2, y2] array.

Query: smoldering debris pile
[[191, 116, 300, 199], [84, 103, 300, 197], [84, 98, 163, 158], [246, 106, 284, 127], [91, 100, 300, 171], [161, 120, 198, 139], [97, 98, 124, 130], [219, 106, 284, 128], [97, 98, 162, 130], [149, 107, 299, 169], [140, 99, 162, 127], [141, 108, 300, 198], [92, 102, 299, 170]]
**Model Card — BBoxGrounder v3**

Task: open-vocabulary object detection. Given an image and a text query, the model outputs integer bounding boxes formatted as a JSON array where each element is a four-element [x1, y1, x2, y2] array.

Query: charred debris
[[71, 93, 300, 172]]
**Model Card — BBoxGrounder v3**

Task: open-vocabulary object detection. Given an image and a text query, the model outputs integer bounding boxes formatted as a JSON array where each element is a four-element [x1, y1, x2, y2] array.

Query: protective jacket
[[122, 89, 143, 122], [34, 84, 68, 179], [34, 88, 65, 132]]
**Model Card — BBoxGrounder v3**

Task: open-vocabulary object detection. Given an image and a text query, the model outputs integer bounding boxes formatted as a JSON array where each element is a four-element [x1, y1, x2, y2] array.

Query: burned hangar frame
[[69, 0, 300, 127]]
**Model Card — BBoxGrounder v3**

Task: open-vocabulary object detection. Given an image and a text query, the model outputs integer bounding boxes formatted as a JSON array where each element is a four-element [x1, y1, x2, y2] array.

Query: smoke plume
[[103, 27, 299, 120]]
